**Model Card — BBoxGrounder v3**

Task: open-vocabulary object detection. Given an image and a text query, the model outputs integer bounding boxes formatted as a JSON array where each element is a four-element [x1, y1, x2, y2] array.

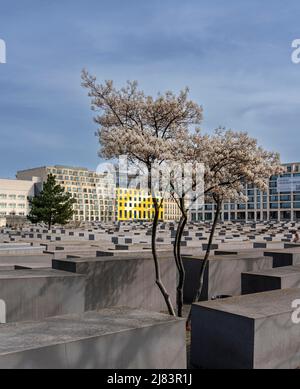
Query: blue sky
[[0, 0, 300, 177]]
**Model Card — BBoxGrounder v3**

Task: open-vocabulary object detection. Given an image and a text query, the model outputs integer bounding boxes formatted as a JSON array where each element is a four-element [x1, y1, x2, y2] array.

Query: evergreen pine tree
[[28, 174, 76, 230]]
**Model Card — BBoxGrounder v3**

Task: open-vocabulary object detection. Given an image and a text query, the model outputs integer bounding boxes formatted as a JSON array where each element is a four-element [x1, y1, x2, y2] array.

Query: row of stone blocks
[[2, 247, 299, 324], [241, 248, 300, 295], [0, 254, 176, 324], [0, 248, 293, 325], [0, 254, 185, 368], [190, 248, 300, 369], [2, 245, 299, 369], [183, 247, 300, 302]]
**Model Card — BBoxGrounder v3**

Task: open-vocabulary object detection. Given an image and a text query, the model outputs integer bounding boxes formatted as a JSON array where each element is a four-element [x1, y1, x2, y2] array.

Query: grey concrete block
[[183, 255, 273, 302], [0, 269, 85, 323], [0, 254, 53, 268], [214, 250, 239, 256], [191, 289, 300, 369], [202, 244, 218, 251], [264, 249, 300, 267], [0, 246, 44, 255], [52, 255, 176, 313], [0, 308, 186, 369], [254, 242, 267, 249], [115, 244, 129, 251], [242, 266, 300, 294]]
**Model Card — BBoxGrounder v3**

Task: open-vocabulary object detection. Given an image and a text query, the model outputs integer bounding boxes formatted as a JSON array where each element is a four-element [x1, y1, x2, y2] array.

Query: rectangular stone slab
[[0, 246, 44, 255], [191, 289, 300, 369], [0, 308, 186, 369], [183, 255, 273, 302], [0, 269, 85, 323], [0, 254, 53, 268], [264, 248, 300, 268], [96, 249, 172, 257], [242, 265, 300, 294], [52, 255, 176, 313]]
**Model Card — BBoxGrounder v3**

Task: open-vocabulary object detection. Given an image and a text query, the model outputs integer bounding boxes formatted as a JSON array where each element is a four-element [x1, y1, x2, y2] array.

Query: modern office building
[[13, 162, 300, 224], [115, 188, 164, 222], [164, 196, 182, 222], [0, 178, 37, 219], [115, 168, 181, 222], [16, 165, 181, 224], [17, 166, 115, 223], [191, 162, 300, 223]]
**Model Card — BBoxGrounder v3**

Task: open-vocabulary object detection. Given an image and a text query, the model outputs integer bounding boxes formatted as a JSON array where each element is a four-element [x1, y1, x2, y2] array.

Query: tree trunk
[[173, 216, 181, 273], [152, 198, 176, 316], [187, 200, 222, 324], [175, 211, 187, 317]]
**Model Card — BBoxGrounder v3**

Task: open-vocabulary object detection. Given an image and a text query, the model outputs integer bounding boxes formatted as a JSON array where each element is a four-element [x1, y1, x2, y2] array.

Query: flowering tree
[[184, 129, 283, 324], [165, 134, 202, 317], [167, 128, 282, 317], [81, 70, 203, 316]]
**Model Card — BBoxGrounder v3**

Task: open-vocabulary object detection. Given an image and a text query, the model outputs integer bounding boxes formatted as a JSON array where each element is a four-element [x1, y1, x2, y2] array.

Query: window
[[280, 203, 291, 209]]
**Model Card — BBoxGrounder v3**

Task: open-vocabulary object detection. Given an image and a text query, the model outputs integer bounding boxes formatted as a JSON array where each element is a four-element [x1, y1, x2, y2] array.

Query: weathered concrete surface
[[96, 249, 173, 257], [52, 256, 176, 313], [183, 254, 273, 302], [0, 243, 31, 249], [0, 254, 53, 269], [0, 246, 44, 255], [0, 265, 15, 271], [0, 269, 85, 323], [214, 249, 265, 256], [264, 248, 300, 268], [191, 289, 300, 369], [242, 266, 300, 294], [0, 308, 186, 369]]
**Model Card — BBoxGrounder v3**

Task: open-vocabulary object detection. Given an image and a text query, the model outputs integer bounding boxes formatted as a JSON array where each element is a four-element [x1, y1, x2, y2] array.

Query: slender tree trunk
[[175, 209, 187, 317], [173, 216, 182, 273], [152, 199, 176, 316], [187, 200, 222, 324]]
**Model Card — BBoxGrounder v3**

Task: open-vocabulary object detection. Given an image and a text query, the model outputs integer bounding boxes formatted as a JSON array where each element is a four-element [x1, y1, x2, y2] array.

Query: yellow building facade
[[116, 188, 182, 222], [116, 188, 164, 221]]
